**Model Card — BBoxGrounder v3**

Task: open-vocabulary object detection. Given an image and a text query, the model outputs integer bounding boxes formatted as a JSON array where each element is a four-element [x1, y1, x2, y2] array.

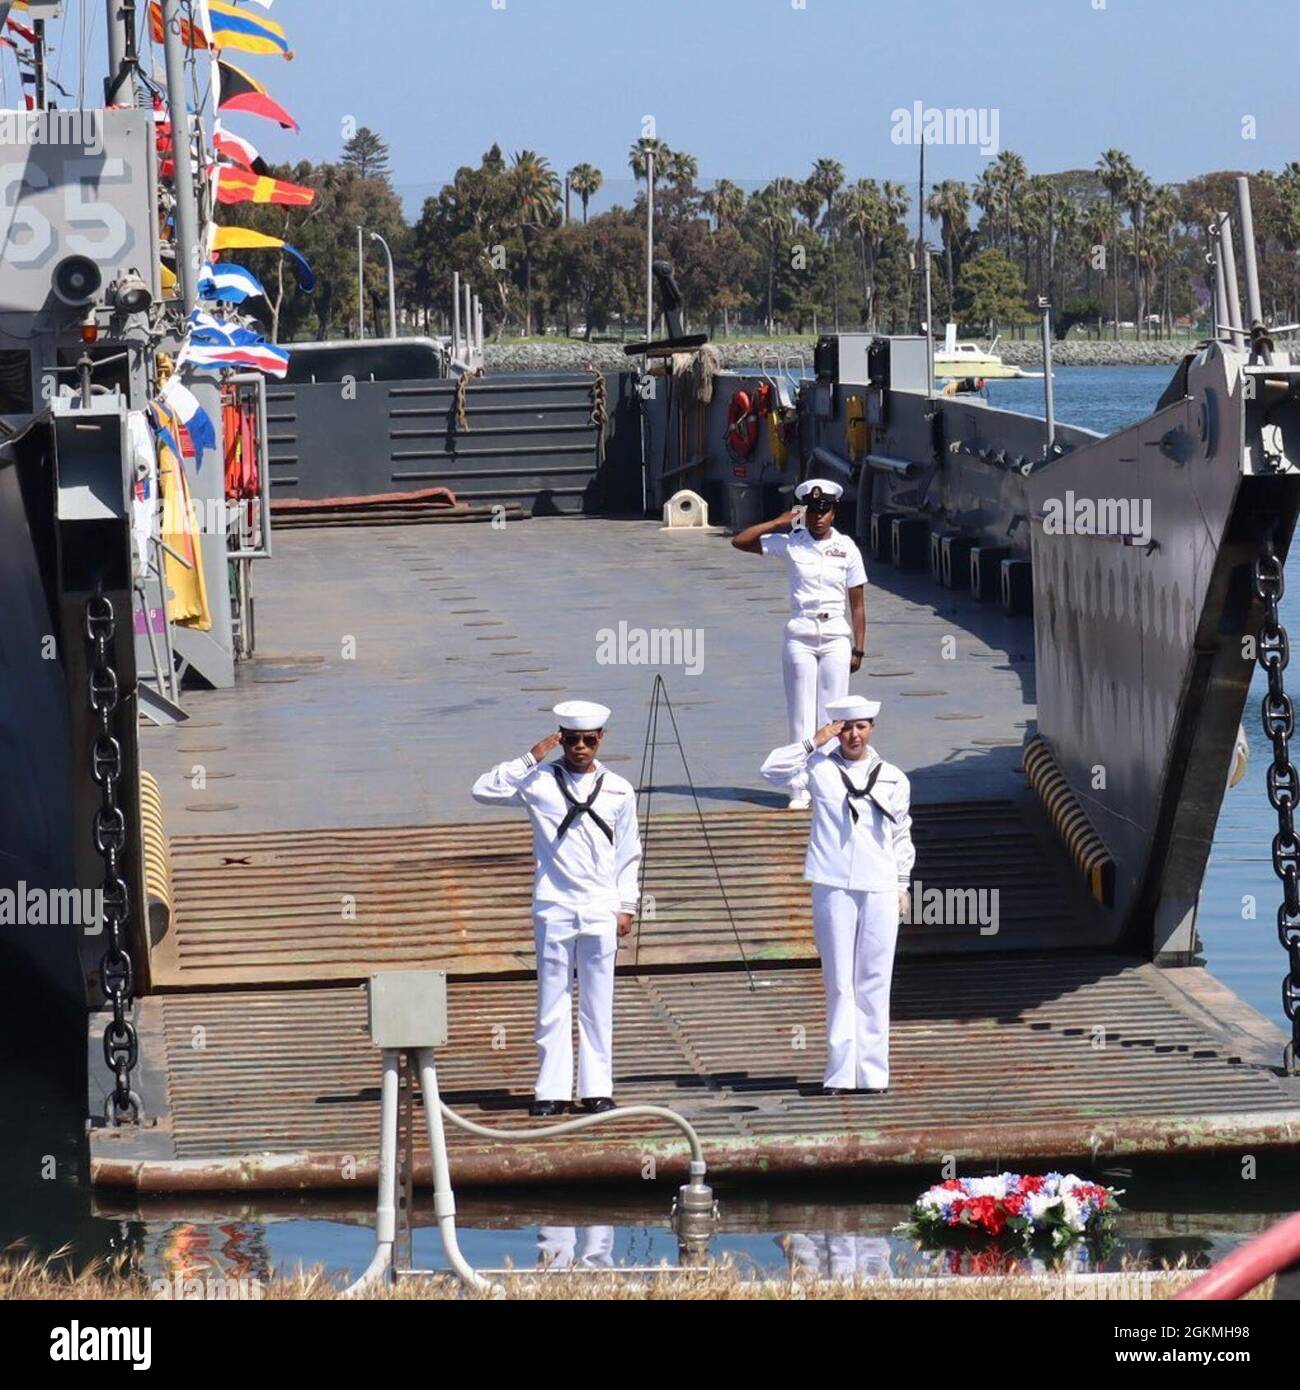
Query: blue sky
[[16, 0, 1300, 214]]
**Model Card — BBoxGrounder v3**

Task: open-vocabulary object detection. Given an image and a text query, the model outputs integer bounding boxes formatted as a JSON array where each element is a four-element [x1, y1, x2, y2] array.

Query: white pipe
[[452, 271, 461, 361], [417, 1050, 498, 1295], [341, 1049, 399, 1297], [437, 1100, 707, 1168]]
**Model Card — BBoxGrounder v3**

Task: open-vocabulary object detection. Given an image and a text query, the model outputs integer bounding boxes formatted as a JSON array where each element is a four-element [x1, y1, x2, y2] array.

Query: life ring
[[726, 390, 759, 457]]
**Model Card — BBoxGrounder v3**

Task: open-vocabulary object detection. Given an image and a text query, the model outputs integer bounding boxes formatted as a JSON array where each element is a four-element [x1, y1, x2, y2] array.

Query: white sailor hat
[[795, 478, 844, 502], [825, 694, 881, 722], [553, 700, 611, 731]]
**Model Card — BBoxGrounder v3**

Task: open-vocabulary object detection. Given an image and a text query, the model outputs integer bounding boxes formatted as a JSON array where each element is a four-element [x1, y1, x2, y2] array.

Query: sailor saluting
[[761, 694, 914, 1095], [472, 701, 641, 1117], [732, 478, 867, 810]]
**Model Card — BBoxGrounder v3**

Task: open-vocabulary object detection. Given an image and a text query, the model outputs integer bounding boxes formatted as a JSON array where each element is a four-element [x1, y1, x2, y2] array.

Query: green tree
[[567, 163, 603, 223], [340, 127, 391, 182], [1097, 148, 1136, 337], [955, 249, 1029, 335]]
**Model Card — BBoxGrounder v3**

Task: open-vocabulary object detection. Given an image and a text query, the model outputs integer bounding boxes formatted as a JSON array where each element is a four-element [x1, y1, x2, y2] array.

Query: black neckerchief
[[552, 764, 613, 843], [831, 752, 896, 824]]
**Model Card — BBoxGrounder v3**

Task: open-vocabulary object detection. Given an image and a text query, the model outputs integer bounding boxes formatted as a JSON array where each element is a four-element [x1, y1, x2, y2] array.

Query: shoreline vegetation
[[481, 335, 1235, 373], [243, 129, 1300, 349]]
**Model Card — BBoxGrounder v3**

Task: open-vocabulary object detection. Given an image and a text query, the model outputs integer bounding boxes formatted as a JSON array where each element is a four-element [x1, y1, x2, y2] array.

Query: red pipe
[[1175, 1210, 1300, 1300]]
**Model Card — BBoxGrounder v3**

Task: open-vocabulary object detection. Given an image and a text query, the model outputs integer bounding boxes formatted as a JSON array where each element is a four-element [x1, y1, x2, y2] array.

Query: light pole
[[357, 225, 365, 339], [370, 231, 397, 339]]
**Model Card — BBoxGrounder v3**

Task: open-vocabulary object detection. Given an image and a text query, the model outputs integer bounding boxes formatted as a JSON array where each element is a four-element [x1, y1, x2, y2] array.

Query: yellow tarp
[[155, 402, 212, 630]]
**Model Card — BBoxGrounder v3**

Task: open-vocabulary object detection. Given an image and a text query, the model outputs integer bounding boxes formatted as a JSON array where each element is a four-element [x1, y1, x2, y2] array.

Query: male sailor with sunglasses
[[761, 694, 914, 1095], [471, 701, 641, 1116], [732, 478, 867, 809]]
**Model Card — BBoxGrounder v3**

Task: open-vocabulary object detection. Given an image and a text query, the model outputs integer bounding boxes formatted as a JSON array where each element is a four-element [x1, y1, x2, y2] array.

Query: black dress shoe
[[529, 1099, 568, 1117], [580, 1096, 616, 1113], [859, 1087, 889, 1095], [820, 1086, 851, 1096]]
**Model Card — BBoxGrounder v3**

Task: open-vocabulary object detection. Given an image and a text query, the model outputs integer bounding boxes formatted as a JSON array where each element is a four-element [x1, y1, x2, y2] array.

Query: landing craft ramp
[[92, 519, 1300, 1190]]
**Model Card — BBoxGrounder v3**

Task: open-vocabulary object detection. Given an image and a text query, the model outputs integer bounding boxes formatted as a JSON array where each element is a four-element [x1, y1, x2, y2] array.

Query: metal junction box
[[368, 970, 449, 1049]]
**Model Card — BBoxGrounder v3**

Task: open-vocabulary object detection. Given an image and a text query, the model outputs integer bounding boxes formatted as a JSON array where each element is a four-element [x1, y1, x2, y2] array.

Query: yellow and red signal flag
[[216, 166, 315, 208], [149, 1, 292, 59]]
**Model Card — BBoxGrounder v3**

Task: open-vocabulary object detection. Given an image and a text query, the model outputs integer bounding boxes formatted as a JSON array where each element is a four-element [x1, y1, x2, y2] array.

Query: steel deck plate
[[153, 802, 1093, 986], [90, 954, 1300, 1190]]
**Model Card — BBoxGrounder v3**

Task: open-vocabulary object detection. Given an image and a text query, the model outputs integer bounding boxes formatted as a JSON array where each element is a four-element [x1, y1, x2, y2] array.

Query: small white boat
[[932, 323, 1045, 380]]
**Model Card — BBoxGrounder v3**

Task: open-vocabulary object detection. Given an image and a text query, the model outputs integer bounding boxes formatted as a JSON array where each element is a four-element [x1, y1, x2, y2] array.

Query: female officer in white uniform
[[761, 694, 914, 1094], [732, 479, 867, 809]]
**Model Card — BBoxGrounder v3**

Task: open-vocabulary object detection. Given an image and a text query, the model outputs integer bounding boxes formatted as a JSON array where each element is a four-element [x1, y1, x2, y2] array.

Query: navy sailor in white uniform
[[472, 701, 641, 1116], [761, 694, 914, 1094], [732, 478, 867, 809]]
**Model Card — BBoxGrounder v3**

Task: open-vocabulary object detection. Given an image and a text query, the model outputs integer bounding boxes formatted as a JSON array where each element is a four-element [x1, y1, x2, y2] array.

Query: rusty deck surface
[[91, 953, 1300, 1190], [151, 800, 1095, 987]]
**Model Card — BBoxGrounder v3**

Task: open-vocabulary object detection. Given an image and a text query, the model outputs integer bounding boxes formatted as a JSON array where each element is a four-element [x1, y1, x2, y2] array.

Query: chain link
[[1254, 535, 1300, 1073], [86, 590, 141, 1121]]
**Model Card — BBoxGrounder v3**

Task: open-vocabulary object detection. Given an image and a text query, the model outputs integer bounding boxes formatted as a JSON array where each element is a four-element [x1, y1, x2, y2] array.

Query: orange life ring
[[726, 390, 759, 457]]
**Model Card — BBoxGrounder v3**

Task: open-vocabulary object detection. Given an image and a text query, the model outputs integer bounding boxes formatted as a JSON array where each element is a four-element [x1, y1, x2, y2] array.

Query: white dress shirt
[[471, 755, 642, 915], [760, 526, 867, 636], [761, 740, 915, 890]]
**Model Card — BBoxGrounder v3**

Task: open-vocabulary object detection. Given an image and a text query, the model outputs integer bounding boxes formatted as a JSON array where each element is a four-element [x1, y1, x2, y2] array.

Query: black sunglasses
[[561, 731, 601, 747]]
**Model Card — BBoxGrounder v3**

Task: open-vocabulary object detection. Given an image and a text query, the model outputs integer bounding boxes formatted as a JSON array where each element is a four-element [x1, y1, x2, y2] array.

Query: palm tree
[[1126, 168, 1153, 337], [567, 163, 603, 224], [810, 158, 845, 328], [510, 149, 561, 335], [1097, 148, 1136, 338], [993, 150, 1028, 260], [705, 178, 744, 231], [663, 149, 698, 190], [1084, 200, 1119, 336], [1053, 197, 1080, 312], [927, 179, 969, 304], [842, 180, 888, 330], [972, 166, 1002, 253], [628, 137, 669, 184], [1143, 184, 1179, 336], [748, 183, 794, 333]]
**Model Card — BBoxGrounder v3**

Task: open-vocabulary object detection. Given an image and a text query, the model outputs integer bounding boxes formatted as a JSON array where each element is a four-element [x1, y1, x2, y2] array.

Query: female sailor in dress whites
[[761, 694, 914, 1094], [471, 700, 641, 1116], [732, 478, 867, 810]]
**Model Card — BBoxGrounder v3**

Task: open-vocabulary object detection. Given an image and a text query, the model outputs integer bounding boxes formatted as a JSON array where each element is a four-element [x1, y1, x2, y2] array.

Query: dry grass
[[1, 1246, 1273, 1301]]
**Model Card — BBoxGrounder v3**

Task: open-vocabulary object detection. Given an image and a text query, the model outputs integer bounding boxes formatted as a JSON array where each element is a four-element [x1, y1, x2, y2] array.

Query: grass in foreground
[[0, 1249, 1270, 1301]]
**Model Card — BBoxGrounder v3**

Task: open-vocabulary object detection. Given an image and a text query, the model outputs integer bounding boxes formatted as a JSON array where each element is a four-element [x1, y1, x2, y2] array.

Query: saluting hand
[[813, 720, 845, 747], [530, 731, 562, 761]]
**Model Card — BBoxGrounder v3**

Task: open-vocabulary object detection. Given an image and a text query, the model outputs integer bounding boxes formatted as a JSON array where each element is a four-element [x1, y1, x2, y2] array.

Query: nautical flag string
[[212, 225, 316, 292], [215, 58, 298, 130], [179, 341, 291, 378], [198, 260, 267, 304], [216, 166, 315, 207], [213, 124, 268, 174], [148, 0, 291, 58], [158, 377, 217, 465]]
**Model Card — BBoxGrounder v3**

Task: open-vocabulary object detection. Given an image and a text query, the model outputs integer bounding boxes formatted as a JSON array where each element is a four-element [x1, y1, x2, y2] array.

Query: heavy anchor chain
[[85, 590, 142, 1122], [1253, 533, 1300, 1074]]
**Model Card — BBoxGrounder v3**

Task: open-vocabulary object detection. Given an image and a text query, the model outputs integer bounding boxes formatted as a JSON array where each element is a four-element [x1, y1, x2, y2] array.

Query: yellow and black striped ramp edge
[[1023, 735, 1115, 907]]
